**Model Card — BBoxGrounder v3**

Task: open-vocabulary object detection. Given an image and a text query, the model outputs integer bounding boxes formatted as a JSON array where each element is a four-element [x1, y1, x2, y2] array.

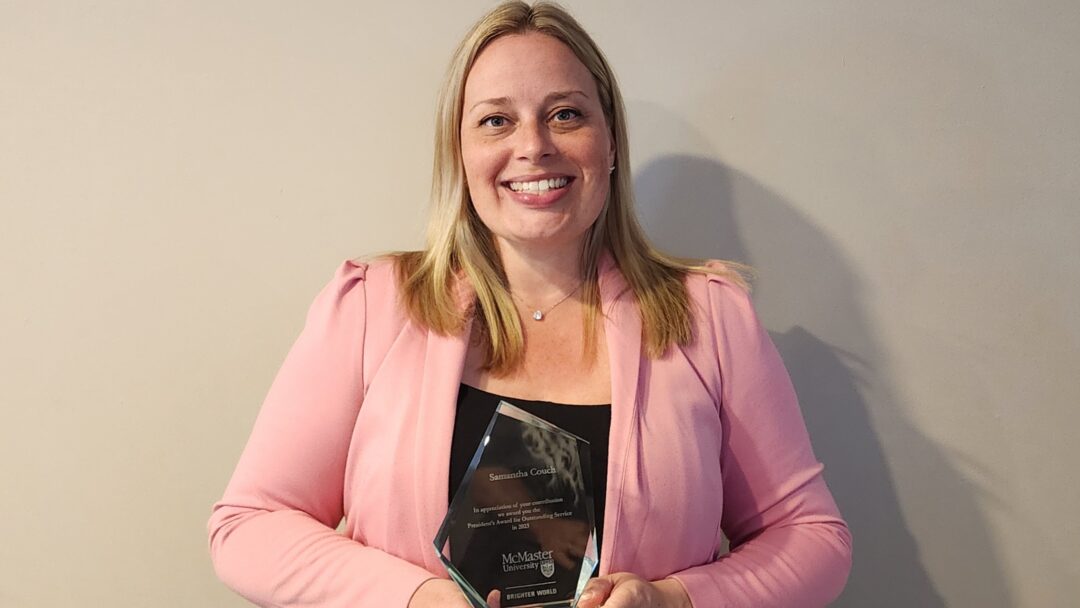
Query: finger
[[577, 577, 614, 608], [486, 588, 501, 608]]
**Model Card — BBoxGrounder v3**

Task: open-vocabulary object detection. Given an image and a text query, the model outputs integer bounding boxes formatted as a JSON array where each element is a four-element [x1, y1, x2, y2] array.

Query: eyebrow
[[467, 90, 590, 114]]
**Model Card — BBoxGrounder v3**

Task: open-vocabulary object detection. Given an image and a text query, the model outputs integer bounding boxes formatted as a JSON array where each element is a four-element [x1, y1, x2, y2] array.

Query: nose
[[514, 118, 556, 162]]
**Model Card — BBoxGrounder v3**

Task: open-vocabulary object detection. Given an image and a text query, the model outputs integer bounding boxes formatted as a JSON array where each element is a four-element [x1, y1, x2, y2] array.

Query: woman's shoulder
[[680, 259, 761, 337], [306, 256, 410, 356], [316, 254, 408, 323], [683, 260, 752, 301], [333, 253, 407, 292]]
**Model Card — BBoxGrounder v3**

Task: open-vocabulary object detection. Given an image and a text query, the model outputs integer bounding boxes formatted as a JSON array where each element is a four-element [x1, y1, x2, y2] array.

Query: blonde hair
[[394, 0, 747, 373]]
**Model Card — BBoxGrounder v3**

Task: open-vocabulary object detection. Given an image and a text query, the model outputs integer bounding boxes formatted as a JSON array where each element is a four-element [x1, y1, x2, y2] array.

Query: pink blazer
[[208, 256, 852, 607]]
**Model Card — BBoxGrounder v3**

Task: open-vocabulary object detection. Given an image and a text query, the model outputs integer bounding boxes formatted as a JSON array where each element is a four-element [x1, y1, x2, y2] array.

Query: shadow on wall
[[633, 153, 1012, 607]]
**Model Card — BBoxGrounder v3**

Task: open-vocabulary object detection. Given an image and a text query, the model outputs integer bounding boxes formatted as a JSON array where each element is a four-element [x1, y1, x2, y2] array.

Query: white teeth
[[507, 177, 570, 192]]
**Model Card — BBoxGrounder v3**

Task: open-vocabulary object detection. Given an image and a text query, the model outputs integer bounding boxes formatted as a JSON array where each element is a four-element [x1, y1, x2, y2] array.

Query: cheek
[[588, 182, 611, 219], [581, 141, 613, 216], [580, 139, 613, 188], [461, 141, 502, 186], [576, 131, 613, 172]]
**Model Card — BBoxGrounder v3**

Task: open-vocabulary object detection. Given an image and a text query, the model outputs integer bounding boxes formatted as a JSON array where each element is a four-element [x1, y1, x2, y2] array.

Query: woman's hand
[[576, 573, 691, 608], [408, 579, 502, 608]]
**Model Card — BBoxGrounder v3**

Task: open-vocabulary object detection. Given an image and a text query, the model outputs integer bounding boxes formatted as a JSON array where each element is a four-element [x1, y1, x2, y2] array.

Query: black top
[[449, 383, 612, 561]]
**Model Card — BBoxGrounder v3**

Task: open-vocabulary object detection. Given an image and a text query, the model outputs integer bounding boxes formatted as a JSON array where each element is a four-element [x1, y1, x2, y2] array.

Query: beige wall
[[2, 1, 1077, 606]]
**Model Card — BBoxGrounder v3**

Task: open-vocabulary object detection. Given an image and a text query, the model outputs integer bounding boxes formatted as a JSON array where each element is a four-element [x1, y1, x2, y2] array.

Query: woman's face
[[460, 32, 614, 256]]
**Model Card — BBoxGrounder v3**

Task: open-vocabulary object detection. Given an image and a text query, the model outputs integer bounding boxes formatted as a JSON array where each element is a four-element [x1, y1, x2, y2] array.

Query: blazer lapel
[[597, 255, 642, 575], [413, 316, 473, 574]]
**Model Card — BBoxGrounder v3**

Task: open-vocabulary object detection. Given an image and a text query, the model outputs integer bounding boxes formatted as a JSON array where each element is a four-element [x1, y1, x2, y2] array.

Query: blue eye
[[481, 115, 507, 128], [553, 108, 581, 121]]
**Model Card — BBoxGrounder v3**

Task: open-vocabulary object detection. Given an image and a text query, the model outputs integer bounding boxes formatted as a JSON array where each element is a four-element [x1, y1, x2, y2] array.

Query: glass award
[[434, 401, 598, 608]]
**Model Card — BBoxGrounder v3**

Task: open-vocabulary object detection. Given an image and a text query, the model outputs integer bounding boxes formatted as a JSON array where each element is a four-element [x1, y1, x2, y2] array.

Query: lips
[[500, 174, 575, 207]]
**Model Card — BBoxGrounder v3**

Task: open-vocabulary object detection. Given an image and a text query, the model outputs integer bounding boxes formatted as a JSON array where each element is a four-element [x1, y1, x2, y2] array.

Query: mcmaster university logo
[[540, 559, 555, 578]]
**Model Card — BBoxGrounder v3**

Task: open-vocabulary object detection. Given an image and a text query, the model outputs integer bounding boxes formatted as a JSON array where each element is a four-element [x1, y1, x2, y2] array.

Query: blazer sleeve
[[207, 260, 434, 607], [669, 276, 853, 607]]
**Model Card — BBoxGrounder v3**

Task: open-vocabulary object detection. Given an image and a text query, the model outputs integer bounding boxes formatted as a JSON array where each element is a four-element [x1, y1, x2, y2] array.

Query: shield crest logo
[[540, 559, 555, 578]]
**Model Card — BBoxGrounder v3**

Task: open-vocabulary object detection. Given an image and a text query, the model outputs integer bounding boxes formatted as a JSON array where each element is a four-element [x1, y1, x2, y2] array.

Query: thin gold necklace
[[513, 283, 582, 321]]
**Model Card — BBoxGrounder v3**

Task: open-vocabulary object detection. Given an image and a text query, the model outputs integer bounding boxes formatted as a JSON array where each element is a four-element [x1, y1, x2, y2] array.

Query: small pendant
[[532, 310, 544, 321]]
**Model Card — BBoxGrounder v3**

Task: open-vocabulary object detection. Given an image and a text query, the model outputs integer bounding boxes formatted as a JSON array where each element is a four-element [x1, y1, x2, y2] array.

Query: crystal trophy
[[434, 401, 598, 608]]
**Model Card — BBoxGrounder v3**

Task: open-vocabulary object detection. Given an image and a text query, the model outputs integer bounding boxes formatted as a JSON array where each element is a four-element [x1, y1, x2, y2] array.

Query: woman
[[207, 2, 853, 607]]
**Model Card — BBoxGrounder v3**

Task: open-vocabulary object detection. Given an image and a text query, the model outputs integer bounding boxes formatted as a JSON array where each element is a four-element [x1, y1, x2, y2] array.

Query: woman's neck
[[496, 239, 584, 304]]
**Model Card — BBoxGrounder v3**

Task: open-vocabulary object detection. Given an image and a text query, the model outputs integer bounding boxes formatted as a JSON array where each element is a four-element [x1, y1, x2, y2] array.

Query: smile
[[504, 177, 572, 193]]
